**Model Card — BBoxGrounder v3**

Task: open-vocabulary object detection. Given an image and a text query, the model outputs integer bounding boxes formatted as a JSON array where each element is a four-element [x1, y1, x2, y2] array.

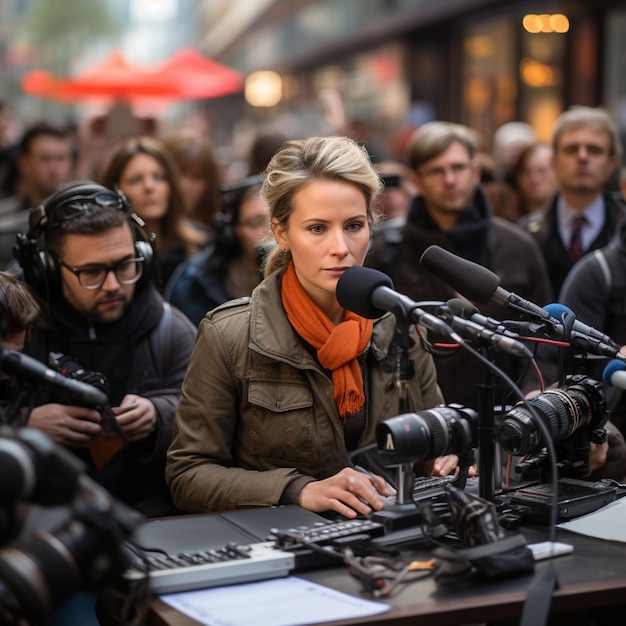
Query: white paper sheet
[[160, 575, 390, 626], [557, 498, 626, 542]]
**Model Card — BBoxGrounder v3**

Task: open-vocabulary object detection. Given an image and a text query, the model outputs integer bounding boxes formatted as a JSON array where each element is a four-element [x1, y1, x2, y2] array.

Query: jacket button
[[276, 401, 281, 409], [386, 381, 395, 392]]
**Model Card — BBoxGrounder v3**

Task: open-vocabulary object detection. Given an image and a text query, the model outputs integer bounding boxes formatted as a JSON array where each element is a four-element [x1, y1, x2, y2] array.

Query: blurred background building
[[2, 0, 626, 166]]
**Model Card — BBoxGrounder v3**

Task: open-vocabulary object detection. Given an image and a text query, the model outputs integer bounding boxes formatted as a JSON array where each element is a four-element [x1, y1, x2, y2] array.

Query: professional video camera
[[496, 374, 609, 480], [376, 403, 479, 467], [0, 427, 141, 624]]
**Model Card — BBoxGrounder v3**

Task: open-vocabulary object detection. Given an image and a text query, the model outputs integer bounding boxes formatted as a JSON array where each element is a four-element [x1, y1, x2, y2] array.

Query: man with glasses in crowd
[[11, 180, 196, 519], [366, 121, 553, 408]]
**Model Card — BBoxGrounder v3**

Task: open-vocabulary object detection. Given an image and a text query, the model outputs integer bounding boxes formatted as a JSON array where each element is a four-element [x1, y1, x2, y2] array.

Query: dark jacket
[[519, 192, 626, 298], [166, 268, 444, 513], [23, 283, 197, 516], [366, 187, 554, 408], [558, 216, 626, 481], [165, 244, 231, 326]]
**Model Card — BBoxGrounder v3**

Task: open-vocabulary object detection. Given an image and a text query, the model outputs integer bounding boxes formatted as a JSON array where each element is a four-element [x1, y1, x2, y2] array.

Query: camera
[[376, 403, 479, 466], [48, 352, 109, 398], [0, 427, 141, 624], [496, 374, 608, 459]]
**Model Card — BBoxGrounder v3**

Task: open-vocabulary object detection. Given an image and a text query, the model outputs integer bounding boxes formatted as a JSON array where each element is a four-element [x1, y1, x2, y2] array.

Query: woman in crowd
[[165, 175, 270, 326], [101, 136, 197, 288], [164, 127, 223, 248], [166, 135, 451, 518], [513, 142, 557, 217]]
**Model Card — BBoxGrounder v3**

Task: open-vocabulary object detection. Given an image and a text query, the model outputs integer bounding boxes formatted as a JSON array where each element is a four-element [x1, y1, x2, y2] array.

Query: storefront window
[[518, 20, 566, 142], [461, 17, 517, 147]]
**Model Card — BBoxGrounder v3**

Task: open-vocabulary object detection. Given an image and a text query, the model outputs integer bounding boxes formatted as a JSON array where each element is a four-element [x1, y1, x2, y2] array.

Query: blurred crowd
[[2, 92, 626, 624]]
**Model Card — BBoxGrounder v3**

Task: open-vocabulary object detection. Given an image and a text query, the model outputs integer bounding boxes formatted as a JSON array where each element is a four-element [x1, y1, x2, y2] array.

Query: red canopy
[[151, 47, 245, 99], [20, 48, 245, 105]]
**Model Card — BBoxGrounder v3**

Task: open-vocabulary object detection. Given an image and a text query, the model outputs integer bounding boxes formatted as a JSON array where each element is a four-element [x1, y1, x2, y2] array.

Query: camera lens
[[496, 374, 608, 456], [376, 404, 478, 465]]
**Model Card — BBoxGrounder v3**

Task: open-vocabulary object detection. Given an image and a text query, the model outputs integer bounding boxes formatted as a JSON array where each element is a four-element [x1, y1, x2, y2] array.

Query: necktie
[[568, 214, 587, 262]]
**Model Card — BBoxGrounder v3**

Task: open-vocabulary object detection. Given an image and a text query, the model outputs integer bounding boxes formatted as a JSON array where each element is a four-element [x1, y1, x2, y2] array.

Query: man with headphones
[[11, 180, 197, 519]]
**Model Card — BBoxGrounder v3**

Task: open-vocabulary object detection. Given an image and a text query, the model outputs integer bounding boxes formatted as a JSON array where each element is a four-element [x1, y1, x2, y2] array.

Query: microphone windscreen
[[603, 360, 626, 386], [420, 245, 501, 304], [543, 303, 573, 320], [336, 265, 393, 319], [446, 298, 479, 319]]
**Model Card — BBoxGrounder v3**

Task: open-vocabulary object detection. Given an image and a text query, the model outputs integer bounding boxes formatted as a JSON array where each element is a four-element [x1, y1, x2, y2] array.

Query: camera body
[[497, 374, 608, 479], [48, 352, 109, 398]]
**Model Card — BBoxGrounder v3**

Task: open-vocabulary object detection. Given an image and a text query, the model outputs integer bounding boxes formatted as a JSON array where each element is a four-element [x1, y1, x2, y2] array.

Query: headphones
[[212, 175, 265, 252], [14, 182, 156, 295]]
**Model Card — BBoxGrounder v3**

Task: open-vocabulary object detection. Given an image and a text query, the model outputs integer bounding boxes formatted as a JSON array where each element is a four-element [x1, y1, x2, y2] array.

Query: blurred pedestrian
[[366, 121, 554, 407], [519, 106, 625, 297], [165, 175, 270, 326], [164, 127, 223, 250], [100, 136, 196, 289], [512, 142, 558, 217], [0, 122, 74, 269]]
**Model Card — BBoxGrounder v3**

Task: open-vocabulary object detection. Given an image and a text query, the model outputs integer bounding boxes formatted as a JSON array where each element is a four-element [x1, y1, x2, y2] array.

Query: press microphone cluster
[[336, 265, 460, 338], [336, 266, 532, 358], [420, 245, 625, 362]]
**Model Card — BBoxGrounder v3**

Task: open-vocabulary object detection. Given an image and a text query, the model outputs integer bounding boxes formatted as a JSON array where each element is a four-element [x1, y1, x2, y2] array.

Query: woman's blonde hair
[[261, 136, 383, 277]]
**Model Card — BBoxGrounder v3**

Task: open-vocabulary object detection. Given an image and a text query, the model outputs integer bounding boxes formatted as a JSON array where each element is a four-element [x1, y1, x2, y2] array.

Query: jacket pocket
[[248, 380, 314, 464]]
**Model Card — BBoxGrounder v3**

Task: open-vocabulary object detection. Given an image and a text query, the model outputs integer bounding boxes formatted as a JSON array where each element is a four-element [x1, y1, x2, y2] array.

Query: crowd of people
[[1, 101, 626, 624]]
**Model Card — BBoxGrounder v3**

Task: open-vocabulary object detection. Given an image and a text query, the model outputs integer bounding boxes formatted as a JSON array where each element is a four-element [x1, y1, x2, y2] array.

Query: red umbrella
[[151, 47, 245, 99], [20, 50, 179, 104]]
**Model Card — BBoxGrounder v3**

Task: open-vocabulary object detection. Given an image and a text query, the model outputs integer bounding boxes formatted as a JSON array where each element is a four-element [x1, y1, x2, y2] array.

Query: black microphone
[[336, 266, 460, 337], [439, 303, 533, 358], [420, 245, 553, 321], [447, 298, 520, 338], [0, 349, 109, 408]]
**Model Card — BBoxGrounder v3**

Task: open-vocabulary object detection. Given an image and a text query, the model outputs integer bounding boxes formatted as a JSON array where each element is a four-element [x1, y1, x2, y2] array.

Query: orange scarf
[[281, 262, 373, 419]]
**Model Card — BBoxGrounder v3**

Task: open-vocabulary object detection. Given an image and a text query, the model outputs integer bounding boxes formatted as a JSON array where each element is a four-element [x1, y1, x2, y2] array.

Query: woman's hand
[[424, 455, 477, 477], [299, 467, 394, 518]]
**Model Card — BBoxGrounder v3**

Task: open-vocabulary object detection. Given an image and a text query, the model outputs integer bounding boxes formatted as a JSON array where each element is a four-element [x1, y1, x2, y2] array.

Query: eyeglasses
[[56, 256, 144, 289], [418, 162, 473, 181], [46, 190, 129, 229]]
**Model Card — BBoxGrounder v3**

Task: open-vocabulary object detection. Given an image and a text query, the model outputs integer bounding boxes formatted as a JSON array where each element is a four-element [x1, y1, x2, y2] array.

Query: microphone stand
[[369, 307, 424, 532], [477, 345, 498, 502]]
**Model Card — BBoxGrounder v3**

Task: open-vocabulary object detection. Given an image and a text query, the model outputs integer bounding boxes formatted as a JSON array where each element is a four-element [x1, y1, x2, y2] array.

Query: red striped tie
[[568, 214, 587, 262]]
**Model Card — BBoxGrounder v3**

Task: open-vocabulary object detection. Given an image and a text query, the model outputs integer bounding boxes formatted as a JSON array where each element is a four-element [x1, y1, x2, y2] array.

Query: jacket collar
[[249, 269, 393, 365]]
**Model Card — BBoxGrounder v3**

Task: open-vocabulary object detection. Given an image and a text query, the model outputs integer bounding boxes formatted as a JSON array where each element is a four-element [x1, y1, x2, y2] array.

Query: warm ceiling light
[[550, 14, 570, 33], [522, 13, 569, 34]]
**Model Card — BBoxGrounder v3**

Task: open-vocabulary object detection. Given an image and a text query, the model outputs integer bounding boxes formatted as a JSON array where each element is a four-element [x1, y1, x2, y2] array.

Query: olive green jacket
[[166, 269, 443, 513]]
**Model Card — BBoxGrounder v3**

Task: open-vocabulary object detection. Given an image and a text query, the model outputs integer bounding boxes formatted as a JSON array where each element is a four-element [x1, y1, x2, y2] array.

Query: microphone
[[603, 360, 626, 390], [439, 302, 533, 358], [0, 349, 109, 408], [336, 266, 460, 337], [447, 298, 520, 338], [337, 267, 530, 356], [420, 245, 553, 321], [544, 303, 620, 351], [420, 246, 625, 359]]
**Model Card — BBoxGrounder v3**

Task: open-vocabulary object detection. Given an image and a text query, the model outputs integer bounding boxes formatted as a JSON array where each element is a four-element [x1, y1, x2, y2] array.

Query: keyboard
[[123, 541, 295, 594], [385, 474, 456, 506]]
